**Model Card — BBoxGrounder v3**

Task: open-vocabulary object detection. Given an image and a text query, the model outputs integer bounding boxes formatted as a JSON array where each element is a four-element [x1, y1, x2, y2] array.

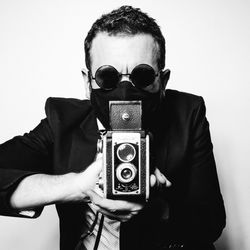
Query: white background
[[0, 0, 249, 249]]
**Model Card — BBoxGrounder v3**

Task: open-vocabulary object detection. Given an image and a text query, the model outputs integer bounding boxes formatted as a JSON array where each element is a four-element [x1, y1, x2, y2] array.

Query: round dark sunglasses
[[90, 64, 160, 90]]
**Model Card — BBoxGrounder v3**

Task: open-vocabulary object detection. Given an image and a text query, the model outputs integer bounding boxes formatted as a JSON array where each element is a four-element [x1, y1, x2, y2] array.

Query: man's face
[[89, 32, 161, 93]]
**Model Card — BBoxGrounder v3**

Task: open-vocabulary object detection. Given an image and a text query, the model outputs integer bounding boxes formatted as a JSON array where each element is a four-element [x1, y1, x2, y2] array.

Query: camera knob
[[121, 112, 130, 121], [98, 177, 104, 190]]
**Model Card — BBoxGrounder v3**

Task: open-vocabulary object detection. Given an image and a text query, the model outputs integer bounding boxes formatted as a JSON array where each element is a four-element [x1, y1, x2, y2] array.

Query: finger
[[87, 190, 144, 212], [166, 178, 172, 187], [91, 204, 136, 222], [85, 157, 103, 177], [155, 168, 166, 184], [150, 174, 157, 187], [93, 185, 104, 197], [95, 152, 103, 161], [155, 168, 172, 188], [100, 210, 134, 222]]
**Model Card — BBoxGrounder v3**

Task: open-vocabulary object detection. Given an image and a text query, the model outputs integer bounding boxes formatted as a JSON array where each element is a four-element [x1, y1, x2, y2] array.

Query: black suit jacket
[[0, 89, 226, 250]]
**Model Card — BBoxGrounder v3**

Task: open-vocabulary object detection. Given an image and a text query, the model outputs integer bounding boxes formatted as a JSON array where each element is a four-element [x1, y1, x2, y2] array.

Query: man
[[0, 5, 225, 250]]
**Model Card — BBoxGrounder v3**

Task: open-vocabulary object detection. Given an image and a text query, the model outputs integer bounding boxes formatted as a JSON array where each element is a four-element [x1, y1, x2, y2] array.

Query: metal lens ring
[[117, 143, 136, 162], [131, 64, 156, 88], [116, 163, 137, 183], [95, 65, 119, 90]]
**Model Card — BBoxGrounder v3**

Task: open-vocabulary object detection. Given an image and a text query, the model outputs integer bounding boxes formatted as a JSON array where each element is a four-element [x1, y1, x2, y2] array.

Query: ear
[[81, 68, 91, 100], [161, 69, 171, 90]]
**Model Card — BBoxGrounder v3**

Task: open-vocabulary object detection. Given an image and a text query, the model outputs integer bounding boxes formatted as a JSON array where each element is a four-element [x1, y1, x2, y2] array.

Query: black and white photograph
[[0, 1, 249, 250]]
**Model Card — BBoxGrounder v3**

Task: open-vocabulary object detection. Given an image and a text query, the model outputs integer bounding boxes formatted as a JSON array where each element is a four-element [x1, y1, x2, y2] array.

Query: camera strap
[[93, 214, 104, 250]]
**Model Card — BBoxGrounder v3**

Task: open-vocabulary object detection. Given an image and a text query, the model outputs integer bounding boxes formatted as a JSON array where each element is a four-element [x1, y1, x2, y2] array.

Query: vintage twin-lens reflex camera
[[99, 100, 150, 201]]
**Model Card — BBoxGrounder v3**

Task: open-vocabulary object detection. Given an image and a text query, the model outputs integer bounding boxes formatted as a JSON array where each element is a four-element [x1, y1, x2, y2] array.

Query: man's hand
[[10, 154, 171, 223], [87, 190, 144, 222], [76, 154, 144, 222], [149, 168, 172, 221], [150, 168, 172, 190], [77, 157, 172, 222]]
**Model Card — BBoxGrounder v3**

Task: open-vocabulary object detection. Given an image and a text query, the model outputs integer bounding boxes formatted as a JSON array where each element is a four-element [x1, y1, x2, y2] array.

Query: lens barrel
[[116, 163, 137, 183]]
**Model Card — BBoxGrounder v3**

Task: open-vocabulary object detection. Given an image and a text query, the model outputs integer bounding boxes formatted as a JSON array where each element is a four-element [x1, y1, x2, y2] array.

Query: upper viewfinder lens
[[117, 143, 136, 162]]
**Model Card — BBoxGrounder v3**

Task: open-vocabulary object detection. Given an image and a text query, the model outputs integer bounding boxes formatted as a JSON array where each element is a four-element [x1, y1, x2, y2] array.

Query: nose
[[116, 80, 134, 100], [120, 73, 130, 82], [119, 73, 134, 87]]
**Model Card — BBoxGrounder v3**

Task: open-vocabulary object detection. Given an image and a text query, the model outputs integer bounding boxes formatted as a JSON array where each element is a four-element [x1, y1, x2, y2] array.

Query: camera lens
[[116, 163, 137, 183], [121, 168, 133, 180], [117, 143, 136, 162]]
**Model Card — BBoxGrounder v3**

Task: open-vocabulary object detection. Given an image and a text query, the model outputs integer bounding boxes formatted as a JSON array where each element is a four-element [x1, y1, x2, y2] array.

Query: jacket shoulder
[[165, 89, 205, 113], [45, 97, 92, 130], [165, 89, 204, 108], [164, 89, 206, 123]]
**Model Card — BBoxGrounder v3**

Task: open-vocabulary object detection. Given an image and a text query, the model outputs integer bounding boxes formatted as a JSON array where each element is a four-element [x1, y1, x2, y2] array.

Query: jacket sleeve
[[0, 118, 54, 218], [169, 97, 226, 245]]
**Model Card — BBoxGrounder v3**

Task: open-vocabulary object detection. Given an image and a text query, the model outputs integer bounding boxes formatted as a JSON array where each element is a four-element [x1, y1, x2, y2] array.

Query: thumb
[[86, 154, 103, 177]]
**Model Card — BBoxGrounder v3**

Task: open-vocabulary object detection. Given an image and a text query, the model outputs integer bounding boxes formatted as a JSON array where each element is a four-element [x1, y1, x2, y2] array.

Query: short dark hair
[[84, 5, 165, 71]]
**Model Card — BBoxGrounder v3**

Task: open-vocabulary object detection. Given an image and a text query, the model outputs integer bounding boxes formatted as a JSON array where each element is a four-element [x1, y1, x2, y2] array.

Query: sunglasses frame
[[90, 64, 160, 90]]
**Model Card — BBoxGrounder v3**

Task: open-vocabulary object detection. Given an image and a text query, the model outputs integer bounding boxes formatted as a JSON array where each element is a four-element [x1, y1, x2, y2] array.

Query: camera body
[[101, 100, 150, 201]]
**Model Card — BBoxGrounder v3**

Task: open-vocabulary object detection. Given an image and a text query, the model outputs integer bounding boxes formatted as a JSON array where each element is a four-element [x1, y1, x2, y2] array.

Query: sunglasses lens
[[95, 65, 119, 90], [131, 64, 156, 88]]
